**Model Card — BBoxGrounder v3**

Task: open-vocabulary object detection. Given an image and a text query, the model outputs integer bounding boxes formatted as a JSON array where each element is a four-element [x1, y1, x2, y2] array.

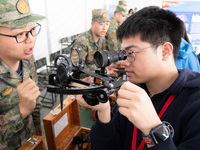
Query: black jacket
[[91, 69, 200, 150]]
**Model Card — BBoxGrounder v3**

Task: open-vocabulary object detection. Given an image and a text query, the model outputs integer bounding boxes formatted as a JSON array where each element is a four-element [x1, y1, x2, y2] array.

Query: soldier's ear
[[115, 12, 119, 17], [91, 21, 94, 30]]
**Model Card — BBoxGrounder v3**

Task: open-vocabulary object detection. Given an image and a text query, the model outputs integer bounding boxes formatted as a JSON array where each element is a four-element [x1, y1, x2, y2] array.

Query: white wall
[[128, 0, 161, 11], [29, 0, 162, 63]]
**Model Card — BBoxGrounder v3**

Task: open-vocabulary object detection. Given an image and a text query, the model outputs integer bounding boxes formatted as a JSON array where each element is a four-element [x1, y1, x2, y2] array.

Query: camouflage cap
[[118, 0, 127, 7], [116, 5, 127, 17], [92, 9, 109, 22], [0, 0, 45, 28]]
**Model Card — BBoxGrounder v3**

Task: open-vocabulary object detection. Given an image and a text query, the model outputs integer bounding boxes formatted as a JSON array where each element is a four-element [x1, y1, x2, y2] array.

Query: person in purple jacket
[[76, 6, 200, 150]]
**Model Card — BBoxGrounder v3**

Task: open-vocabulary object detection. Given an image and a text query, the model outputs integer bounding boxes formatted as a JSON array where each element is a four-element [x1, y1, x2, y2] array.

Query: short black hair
[[180, 19, 191, 44], [117, 6, 182, 60]]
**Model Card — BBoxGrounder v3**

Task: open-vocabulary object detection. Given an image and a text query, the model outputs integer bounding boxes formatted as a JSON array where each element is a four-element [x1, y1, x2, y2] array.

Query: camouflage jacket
[[0, 55, 41, 150], [70, 29, 106, 71], [105, 17, 121, 52]]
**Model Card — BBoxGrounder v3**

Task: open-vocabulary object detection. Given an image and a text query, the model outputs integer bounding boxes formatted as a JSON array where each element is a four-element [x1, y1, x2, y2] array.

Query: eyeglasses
[[0, 23, 41, 43], [125, 45, 153, 62]]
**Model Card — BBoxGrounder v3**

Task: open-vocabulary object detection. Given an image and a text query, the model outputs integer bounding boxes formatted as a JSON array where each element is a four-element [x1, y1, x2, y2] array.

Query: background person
[[0, 0, 45, 149], [176, 20, 200, 72], [134, 7, 138, 13], [105, 0, 127, 52], [70, 9, 110, 71], [127, 8, 134, 17]]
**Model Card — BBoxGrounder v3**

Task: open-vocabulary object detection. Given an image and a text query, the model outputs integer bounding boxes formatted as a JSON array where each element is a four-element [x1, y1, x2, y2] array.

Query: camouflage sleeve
[[0, 103, 41, 148], [31, 55, 42, 132], [106, 29, 121, 52], [0, 103, 24, 147], [31, 102, 42, 132]]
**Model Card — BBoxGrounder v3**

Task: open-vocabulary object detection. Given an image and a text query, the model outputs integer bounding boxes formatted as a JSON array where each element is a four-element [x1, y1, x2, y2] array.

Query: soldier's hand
[[36, 128, 42, 136], [82, 76, 94, 83], [106, 63, 118, 76], [17, 78, 41, 119]]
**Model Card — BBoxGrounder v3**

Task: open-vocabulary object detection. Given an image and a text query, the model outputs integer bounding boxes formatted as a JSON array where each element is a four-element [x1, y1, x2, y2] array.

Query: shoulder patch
[[109, 32, 116, 39], [2, 88, 13, 97], [89, 36, 93, 43]]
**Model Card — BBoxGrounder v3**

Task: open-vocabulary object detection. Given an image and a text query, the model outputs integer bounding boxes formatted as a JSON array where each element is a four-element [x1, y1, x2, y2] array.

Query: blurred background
[[29, 0, 200, 65], [27, 1, 200, 148]]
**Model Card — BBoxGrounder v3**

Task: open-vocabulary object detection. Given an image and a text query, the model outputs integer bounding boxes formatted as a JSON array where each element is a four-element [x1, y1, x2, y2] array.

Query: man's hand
[[74, 77, 111, 123], [17, 78, 41, 119], [117, 81, 162, 135], [75, 94, 111, 123]]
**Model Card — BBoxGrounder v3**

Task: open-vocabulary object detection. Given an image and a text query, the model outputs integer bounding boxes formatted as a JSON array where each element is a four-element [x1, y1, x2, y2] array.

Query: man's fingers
[[120, 81, 142, 93]]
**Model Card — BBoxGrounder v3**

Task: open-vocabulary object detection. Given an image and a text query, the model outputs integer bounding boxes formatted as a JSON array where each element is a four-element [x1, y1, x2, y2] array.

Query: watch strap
[[141, 133, 155, 145]]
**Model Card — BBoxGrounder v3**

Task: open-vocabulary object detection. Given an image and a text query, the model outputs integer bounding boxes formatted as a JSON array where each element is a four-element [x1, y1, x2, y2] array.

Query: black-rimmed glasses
[[0, 23, 41, 43], [125, 45, 153, 62]]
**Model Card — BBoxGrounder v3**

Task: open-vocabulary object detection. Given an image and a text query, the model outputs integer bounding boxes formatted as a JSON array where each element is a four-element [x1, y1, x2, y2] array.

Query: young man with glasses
[[75, 6, 200, 150], [0, 0, 45, 149]]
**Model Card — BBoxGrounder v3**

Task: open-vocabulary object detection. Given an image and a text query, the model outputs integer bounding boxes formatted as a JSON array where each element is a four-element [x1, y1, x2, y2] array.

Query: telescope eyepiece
[[94, 50, 127, 68]]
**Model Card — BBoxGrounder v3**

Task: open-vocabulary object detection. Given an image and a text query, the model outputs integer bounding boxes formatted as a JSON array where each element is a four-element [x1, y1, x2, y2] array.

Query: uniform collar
[[89, 29, 102, 46], [0, 57, 32, 80], [111, 17, 119, 27]]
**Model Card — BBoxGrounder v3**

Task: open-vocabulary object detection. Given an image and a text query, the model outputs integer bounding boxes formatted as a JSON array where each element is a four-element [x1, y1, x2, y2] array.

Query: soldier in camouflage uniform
[[105, 0, 127, 52], [70, 9, 110, 71], [0, 0, 45, 149]]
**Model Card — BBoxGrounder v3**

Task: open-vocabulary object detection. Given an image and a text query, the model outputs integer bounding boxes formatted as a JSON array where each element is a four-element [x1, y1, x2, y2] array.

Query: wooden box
[[19, 135, 46, 150], [43, 95, 90, 150]]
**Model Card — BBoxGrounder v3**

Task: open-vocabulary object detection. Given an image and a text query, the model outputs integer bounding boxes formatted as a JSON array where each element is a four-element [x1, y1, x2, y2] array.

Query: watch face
[[163, 121, 174, 138], [151, 124, 170, 144]]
